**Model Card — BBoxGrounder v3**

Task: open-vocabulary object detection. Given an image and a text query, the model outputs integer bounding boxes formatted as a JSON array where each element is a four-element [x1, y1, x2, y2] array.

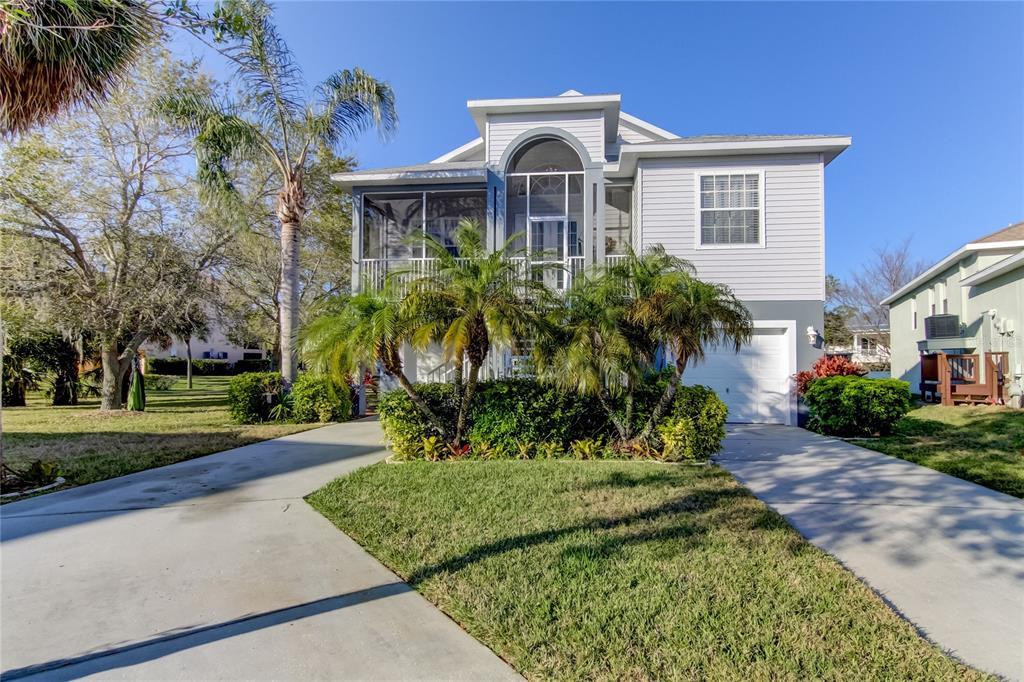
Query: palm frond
[[155, 86, 265, 200], [309, 67, 397, 147], [1, 0, 155, 135]]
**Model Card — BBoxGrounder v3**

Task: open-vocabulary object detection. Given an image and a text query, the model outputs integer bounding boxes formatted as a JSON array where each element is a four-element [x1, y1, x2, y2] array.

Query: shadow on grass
[[406, 484, 749, 585]]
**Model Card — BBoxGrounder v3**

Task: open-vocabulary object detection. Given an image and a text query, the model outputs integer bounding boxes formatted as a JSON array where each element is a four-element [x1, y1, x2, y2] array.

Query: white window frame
[[693, 169, 766, 250], [937, 282, 948, 314], [927, 289, 935, 316], [911, 298, 918, 331]]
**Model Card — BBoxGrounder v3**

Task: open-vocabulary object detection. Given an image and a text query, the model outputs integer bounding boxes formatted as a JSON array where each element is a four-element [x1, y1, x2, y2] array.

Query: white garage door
[[683, 326, 793, 425]]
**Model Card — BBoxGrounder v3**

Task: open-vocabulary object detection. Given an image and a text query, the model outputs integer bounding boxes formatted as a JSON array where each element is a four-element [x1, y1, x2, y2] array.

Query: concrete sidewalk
[[717, 425, 1024, 681], [1, 419, 520, 681]]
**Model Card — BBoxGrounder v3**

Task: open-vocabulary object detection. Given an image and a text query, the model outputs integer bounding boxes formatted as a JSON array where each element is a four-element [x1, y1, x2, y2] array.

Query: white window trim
[[693, 169, 766, 250], [911, 298, 918, 331]]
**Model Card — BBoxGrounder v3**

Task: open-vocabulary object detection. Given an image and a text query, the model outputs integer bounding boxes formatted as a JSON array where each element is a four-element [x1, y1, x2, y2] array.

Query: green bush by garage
[[377, 378, 728, 462], [804, 376, 912, 437]]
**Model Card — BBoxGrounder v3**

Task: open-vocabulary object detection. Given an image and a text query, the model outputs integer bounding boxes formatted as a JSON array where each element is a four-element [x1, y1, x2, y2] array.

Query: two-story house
[[882, 222, 1023, 402], [333, 90, 850, 425]]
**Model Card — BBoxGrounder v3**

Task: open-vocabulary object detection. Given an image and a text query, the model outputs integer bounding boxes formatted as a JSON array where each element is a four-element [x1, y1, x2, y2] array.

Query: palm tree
[[1, 0, 154, 135], [158, 0, 396, 387], [300, 288, 450, 440], [532, 273, 639, 441], [404, 220, 549, 444], [618, 249, 752, 441]]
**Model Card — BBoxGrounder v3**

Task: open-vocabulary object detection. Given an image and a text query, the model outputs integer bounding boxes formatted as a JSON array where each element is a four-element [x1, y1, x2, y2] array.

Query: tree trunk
[[455, 360, 479, 445], [394, 369, 451, 442], [100, 339, 122, 411], [186, 338, 193, 389], [638, 351, 687, 442], [276, 178, 306, 389], [597, 389, 629, 442]]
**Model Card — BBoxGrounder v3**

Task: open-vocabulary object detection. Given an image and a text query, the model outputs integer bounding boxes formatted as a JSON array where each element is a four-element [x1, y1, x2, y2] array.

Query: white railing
[[605, 254, 628, 267], [361, 254, 624, 293]]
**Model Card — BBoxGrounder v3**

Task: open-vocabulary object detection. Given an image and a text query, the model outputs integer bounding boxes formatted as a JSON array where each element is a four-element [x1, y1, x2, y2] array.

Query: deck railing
[[360, 255, 593, 293]]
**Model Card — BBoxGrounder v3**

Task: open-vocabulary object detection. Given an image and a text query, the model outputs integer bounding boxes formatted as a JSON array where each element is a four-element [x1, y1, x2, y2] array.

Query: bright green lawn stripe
[[309, 461, 988, 681]]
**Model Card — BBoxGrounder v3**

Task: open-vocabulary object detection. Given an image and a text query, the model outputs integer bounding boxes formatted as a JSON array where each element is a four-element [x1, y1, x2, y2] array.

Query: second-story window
[[698, 172, 762, 246]]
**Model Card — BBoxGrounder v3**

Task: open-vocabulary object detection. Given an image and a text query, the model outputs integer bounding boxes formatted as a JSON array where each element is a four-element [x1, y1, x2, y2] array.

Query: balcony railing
[[360, 255, 593, 293]]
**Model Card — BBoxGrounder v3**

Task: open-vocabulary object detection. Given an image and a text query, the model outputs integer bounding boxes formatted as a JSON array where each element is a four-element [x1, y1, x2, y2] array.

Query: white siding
[[487, 110, 604, 165], [607, 120, 662, 160], [639, 153, 824, 301]]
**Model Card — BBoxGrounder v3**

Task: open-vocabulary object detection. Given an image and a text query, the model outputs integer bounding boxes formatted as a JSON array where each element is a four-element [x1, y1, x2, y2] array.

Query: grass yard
[[309, 461, 987, 680], [858, 405, 1024, 498], [2, 376, 320, 492]]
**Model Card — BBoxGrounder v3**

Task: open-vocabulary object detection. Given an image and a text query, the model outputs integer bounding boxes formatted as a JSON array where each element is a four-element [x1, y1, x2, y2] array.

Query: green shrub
[[191, 359, 232, 376], [291, 373, 352, 424], [466, 379, 610, 451], [666, 385, 729, 460], [804, 376, 912, 437], [234, 358, 272, 373], [227, 372, 283, 424], [147, 357, 188, 375], [378, 383, 459, 458], [145, 374, 177, 391], [378, 378, 727, 461]]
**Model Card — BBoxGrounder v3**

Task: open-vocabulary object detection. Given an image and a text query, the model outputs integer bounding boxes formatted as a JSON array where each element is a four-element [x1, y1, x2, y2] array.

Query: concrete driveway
[[717, 425, 1024, 681], [1, 419, 519, 681]]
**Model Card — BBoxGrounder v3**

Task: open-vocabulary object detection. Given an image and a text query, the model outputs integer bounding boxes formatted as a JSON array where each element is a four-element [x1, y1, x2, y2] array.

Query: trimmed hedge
[[291, 373, 352, 423], [147, 358, 248, 376], [227, 372, 283, 424], [804, 375, 911, 436], [145, 374, 177, 391], [234, 358, 273, 373], [377, 378, 728, 461]]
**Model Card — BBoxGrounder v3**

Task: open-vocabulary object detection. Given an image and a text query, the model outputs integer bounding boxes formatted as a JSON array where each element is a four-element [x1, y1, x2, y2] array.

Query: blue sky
[[174, 1, 1023, 280]]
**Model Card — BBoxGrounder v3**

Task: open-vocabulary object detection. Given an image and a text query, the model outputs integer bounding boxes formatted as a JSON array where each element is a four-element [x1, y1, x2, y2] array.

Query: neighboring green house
[[882, 222, 1023, 402]]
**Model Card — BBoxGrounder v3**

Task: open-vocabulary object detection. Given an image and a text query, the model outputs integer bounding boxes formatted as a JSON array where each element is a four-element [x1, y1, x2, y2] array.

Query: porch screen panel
[[363, 193, 423, 259], [426, 190, 486, 255], [567, 174, 584, 258], [604, 186, 632, 255], [505, 175, 528, 251], [528, 174, 567, 216]]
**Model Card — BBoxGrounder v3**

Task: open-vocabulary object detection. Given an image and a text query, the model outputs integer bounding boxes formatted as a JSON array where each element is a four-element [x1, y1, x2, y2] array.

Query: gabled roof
[[467, 92, 621, 141], [880, 220, 1024, 305], [432, 89, 679, 163], [974, 221, 1024, 243]]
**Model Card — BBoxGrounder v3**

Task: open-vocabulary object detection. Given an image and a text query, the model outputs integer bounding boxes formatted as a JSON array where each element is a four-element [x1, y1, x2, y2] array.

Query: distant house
[[828, 324, 890, 366], [333, 89, 851, 424], [882, 222, 1023, 400], [141, 320, 267, 366]]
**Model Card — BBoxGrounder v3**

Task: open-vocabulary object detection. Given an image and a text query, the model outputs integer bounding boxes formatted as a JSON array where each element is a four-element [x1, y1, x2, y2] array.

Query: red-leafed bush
[[794, 355, 867, 395]]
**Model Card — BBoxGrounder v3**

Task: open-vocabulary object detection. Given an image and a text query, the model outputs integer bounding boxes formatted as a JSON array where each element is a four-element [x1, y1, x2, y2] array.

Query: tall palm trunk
[[100, 338, 122, 411], [277, 177, 305, 389]]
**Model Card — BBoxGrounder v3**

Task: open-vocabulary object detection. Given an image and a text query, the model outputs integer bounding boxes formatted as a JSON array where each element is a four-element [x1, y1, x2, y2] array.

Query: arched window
[[507, 138, 583, 173], [505, 137, 585, 290]]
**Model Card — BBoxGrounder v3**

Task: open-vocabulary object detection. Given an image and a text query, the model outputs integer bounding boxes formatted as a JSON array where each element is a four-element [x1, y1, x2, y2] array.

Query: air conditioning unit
[[924, 314, 960, 339]]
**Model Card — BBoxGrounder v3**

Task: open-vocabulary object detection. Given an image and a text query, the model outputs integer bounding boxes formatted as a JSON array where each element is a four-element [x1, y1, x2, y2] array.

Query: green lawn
[[858, 405, 1024, 498], [2, 376, 319, 492], [309, 461, 986, 680]]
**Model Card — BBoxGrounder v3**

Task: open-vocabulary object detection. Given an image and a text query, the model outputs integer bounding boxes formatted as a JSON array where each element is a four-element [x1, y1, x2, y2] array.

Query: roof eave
[[614, 136, 852, 177], [331, 168, 487, 189], [466, 94, 621, 140]]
